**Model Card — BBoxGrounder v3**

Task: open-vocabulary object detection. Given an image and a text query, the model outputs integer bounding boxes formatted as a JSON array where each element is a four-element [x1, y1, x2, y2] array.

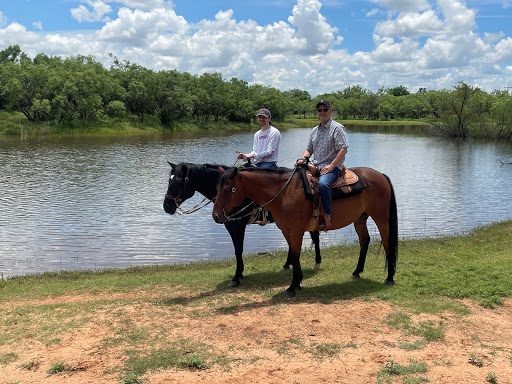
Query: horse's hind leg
[[310, 231, 322, 270], [351, 213, 370, 280]]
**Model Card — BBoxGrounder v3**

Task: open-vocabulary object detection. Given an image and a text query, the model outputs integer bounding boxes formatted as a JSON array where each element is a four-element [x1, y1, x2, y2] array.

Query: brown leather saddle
[[300, 163, 367, 218]]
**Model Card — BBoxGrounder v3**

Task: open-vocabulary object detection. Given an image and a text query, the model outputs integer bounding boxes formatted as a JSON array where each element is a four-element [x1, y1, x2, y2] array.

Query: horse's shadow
[[157, 267, 389, 315]]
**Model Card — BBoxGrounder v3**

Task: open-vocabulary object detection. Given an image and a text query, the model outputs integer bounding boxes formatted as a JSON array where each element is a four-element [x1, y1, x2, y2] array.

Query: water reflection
[[1, 128, 511, 278]]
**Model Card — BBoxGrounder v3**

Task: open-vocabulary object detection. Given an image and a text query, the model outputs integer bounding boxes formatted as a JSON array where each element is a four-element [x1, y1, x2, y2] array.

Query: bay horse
[[163, 162, 322, 287], [212, 166, 398, 298]]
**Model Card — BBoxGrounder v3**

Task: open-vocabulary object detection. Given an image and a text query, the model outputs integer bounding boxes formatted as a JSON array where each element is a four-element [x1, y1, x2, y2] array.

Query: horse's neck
[[193, 165, 223, 200], [242, 171, 290, 205], [194, 175, 218, 200]]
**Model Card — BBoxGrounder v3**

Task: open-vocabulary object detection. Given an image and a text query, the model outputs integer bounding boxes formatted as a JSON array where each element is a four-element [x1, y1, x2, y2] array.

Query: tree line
[[1, 45, 511, 139]]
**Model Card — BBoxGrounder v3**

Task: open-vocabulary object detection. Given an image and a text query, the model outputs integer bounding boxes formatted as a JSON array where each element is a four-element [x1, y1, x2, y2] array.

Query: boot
[[319, 213, 332, 231]]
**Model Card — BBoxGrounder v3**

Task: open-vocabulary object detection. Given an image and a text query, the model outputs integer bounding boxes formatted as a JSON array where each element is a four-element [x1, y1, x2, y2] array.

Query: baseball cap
[[315, 99, 331, 108], [256, 108, 271, 118]]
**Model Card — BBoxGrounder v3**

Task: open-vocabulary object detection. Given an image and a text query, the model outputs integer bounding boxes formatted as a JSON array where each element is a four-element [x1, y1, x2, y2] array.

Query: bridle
[[165, 174, 215, 215]]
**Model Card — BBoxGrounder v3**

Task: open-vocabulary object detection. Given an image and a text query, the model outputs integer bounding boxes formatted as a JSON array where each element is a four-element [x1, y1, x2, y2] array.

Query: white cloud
[[71, 0, 113, 23], [375, 10, 444, 37], [32, 22, 43, 31], [366, 8, 380, 17], [288, 0, 340, 54]]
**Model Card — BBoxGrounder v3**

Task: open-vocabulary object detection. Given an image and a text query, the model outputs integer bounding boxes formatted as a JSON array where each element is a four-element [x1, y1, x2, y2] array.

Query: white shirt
[[250, 126, 280, 163]]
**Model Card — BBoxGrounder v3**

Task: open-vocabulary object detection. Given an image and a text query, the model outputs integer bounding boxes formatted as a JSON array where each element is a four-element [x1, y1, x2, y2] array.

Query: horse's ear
[[218, 166, 225, 174], [168, 162, 176, 170], [229, 167, 239, 179]]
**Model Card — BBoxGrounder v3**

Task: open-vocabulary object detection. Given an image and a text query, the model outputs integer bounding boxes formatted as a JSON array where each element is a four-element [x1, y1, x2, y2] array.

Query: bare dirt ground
[[1, 294, 512, 384]]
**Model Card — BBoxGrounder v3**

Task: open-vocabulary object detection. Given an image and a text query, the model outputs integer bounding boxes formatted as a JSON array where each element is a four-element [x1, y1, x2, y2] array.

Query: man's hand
[[320, 164, 334, 175]]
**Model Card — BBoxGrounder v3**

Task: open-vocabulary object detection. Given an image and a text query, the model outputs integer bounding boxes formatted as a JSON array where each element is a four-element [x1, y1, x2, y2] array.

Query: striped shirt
[[306, 119, 349, 170]]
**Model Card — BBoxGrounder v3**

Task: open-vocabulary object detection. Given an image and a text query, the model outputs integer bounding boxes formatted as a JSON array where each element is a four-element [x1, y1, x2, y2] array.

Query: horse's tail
[[383, 174, 398, 272]]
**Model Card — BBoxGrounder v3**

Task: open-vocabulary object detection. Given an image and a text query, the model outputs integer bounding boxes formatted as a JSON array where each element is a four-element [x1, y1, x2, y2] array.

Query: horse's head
[[212, 167, 246, 224], [163, 162, 196, 214]]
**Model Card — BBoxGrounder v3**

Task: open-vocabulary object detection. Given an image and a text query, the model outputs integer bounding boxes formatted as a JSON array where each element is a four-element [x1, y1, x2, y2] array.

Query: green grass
[[1, 221, 512, 378], [1, 220, 511, 309]]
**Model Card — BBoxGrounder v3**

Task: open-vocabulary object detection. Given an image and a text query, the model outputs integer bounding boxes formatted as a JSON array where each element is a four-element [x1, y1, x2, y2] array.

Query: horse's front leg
[[225, 220, 248, 287], [283, 231, 304, 298], [283, 231, 321, 271]]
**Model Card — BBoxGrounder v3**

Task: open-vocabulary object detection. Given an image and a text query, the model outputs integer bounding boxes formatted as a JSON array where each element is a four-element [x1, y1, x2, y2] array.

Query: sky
[[1, 0, 512, 96]]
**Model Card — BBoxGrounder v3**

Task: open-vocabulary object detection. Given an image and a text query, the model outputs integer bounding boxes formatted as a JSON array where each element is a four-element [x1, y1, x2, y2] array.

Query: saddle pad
[[298, 167, 367, 200]]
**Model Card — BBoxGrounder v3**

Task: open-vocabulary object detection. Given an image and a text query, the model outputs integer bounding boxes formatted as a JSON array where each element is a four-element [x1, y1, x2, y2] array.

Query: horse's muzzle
[[212, 210, 226, 224], [163, 199, 177, 215]]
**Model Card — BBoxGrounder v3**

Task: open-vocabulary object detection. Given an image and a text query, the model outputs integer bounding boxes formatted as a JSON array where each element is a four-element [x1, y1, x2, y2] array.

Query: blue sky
[[1, 0, 512, 95]]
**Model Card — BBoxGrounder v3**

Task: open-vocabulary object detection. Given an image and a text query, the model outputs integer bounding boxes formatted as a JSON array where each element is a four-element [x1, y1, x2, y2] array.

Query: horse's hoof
[[314, 263, 322, 271], [283, 289, 296, 298], [228, 280, 241, 288], [282, 264, 291, 270], [349, 273, 360, 280], [385, 279, 395, 286]]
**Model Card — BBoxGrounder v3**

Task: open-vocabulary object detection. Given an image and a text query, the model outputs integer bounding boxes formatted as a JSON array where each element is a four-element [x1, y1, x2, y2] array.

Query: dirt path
[[2, 296, 512, 383]]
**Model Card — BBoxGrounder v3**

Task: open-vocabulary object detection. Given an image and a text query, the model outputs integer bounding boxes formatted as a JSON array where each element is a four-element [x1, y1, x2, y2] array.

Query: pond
[[1, 125, 511, 278]]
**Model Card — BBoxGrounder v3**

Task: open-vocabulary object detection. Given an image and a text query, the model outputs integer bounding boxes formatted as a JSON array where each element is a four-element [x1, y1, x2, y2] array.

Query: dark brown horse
[[163, 162, 323, 288], [212, 166, 398, 297]]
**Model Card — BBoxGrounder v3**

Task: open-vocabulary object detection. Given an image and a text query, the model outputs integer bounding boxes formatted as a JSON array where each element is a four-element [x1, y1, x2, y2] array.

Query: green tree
[[436, 82, 480, 138]]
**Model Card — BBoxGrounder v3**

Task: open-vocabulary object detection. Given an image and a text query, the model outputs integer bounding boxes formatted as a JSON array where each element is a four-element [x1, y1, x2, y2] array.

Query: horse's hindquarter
[[332, 167, 392, 224]]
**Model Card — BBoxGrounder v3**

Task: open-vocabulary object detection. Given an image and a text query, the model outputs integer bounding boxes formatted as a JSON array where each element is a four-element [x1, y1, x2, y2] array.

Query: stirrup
[[254, 208, 268, 226]]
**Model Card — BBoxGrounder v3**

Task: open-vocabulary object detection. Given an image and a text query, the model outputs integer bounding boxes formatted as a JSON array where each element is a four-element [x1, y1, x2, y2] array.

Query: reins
[[223, 167, 298, 222], [175, 196, 214, 215]]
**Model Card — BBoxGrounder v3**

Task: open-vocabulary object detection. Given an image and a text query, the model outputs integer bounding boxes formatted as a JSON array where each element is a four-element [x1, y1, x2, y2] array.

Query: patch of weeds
[[399, 339, 426, 351], [0, 352, 18, 365], [275, 339, 304, 355], [403, 377, 430, 384], [468, 353, 484, 367], [47, 360, 73, 374], [307, 342, 340, 360], [384, 312, 444, 343], [344, 341, 357, 349], [118, 373, 145, 384], [44, 337, 61, 347], [19, 358, 40, 371], [122, 339, 220, 376], [486, 371, 498, 383], [413, 320, 445, 342], [377, 360, 428, 384], [179, 353, 209, 369], [433, 359, 452, 366]]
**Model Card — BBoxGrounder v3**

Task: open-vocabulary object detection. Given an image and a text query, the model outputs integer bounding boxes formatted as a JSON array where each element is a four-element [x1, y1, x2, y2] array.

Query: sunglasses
[[316, 108, 329, 112]]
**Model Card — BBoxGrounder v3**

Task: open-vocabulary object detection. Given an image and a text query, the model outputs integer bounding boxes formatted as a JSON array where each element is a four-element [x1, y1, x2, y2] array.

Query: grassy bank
[[0, 111, 430, 136], [1, 221, 511, 383], [2, 220, 511, 308]]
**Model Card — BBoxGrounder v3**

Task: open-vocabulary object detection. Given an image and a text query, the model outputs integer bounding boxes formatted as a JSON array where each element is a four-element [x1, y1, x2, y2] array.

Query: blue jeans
[[256, 161, 278, 168], [318, 166, 341, 215]]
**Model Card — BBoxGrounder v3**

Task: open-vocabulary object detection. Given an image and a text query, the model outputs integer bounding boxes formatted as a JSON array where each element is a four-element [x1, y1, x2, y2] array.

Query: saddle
[[298, 164, 367, 219]]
